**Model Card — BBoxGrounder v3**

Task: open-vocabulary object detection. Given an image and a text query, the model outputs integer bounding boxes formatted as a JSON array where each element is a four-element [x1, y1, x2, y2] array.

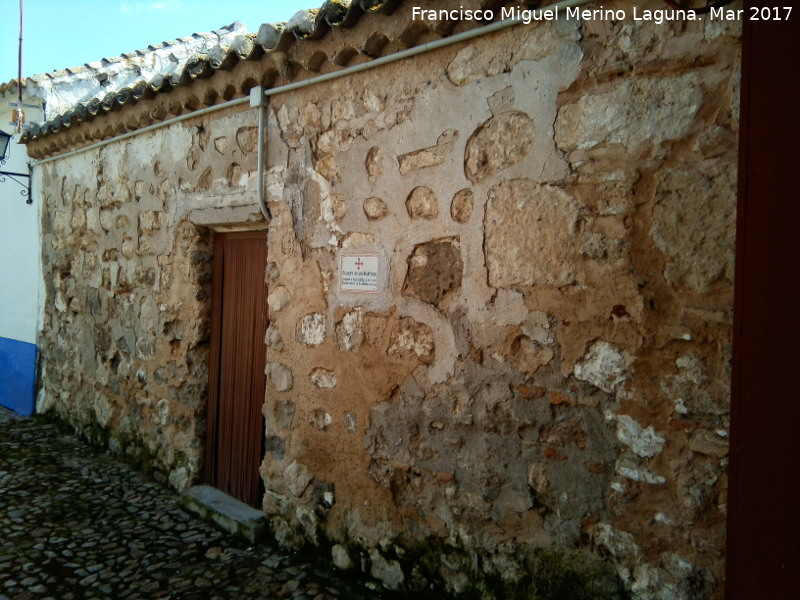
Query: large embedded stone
[[340, 232, 375, 248], [310, 367, 337, 389], [236, 126, 258, 153], [556, 73, 703, 151], [265, 325, 284, 351], [446, 45, 483, 86], [405, 186, 439, 220], [365, 146, 383, 183], [491, 486, 534, 522], [275, 397, 295, 430], [267, 286, 291, 313], [336, 310, 364, 352], [484, 180, 579, 288], [296, 313, 326, 346], [450, 189, 474, 224], [464, 111, 534, 183], [387, 318, 435, 364], [651, 161, 736, 292], [363, 197, 389, 220], [332, 545, 354, 571], [283, 460, 313, 497], [138, 211, 163, 236], [403, 237, 463, 310], [369, 549, 404, 591], [266, 363, 293, 392], [398, 130, 458, 175]]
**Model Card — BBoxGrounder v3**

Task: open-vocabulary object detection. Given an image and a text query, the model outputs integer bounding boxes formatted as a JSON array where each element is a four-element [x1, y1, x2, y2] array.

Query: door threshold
[[180, 485, 267, 545]]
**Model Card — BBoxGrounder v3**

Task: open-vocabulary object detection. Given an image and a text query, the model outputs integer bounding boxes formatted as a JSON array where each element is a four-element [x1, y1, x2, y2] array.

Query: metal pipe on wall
[[32, 0, 596, 223], [251, 0, 595, 221]]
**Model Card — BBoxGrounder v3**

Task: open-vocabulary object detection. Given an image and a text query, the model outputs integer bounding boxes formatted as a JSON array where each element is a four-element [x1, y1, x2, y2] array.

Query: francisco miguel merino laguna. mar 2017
[[411, 5, 790, 25]]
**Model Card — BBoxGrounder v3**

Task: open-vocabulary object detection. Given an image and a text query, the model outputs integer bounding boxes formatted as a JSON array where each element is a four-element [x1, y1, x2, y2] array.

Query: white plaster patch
[[574, 340, 631, 393], [297, 313, 326, 346], [617, 464, 668, 485], [607, 413, 666, 458], [594, 522, 642, 560], [337, 310, 364, 352]]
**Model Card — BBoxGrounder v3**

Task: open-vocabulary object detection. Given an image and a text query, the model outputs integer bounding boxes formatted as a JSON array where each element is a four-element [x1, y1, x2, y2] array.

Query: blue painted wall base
[[0, 337, 37, 416]]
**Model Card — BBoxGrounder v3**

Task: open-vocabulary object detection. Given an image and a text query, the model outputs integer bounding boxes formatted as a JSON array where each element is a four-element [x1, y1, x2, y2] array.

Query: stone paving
[[0, 407, 397, 600]]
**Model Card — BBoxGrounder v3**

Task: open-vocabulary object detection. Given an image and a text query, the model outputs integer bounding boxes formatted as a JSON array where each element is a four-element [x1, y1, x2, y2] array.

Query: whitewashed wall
[[0, 96, 43, 414]]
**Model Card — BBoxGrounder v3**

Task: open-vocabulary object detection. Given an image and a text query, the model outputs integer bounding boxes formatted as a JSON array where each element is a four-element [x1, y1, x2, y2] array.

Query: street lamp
[[0, 129, 32, 204]]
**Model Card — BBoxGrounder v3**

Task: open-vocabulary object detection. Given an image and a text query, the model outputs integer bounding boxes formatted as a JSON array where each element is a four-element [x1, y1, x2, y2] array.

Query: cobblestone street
[[0, 407, 392, 600]]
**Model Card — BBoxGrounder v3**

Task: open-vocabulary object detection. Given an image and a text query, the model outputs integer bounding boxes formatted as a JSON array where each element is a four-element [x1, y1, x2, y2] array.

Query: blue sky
[[1, 0, 315, 81]]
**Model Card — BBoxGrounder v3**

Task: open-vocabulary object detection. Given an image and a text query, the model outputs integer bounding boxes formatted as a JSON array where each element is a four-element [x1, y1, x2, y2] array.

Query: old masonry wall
[[260, 6, 740, 599], [35, 2, 741, 598], [36, 104, 265, 488]]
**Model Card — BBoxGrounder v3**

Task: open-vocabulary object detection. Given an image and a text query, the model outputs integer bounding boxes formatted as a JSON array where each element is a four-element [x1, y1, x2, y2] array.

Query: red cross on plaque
[[355, 258, 364, 270]]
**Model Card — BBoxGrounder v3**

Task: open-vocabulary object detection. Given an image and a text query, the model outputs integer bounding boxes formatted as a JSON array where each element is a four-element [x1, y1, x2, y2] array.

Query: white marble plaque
[[340, 253, 379, 293]]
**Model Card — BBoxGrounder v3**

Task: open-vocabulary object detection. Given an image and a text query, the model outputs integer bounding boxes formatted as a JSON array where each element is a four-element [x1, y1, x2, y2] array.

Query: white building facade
[[0, 87, 42, 415]]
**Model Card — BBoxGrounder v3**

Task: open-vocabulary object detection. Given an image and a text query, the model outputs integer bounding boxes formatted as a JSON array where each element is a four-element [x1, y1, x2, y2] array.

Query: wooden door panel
[[205, 231, 268, 507]]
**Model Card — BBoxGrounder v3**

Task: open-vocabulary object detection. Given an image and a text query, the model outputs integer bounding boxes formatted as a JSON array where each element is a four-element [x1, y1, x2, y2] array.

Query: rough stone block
[[309, 368, 337, 389], [405, 186, 439, 220], [450, 189, 474, 224], [403, 237, 463, 310], [284, 460, 313, 497], [266, 363, 293, 392], [484, 180, 579, 288], [138, 211, 164, 236], [365, 146, 383, 183], [387, 318, 435, 364], [398, 129, 458, 175], [651, 161, 736, 292], [465, 111, 534, 183], [296, 313, 326, 346], [363, 196, 389, 220], [369, 549, 404, 591], [336, 310, 364, 352], [267, 286, 291, 313], [556, 73, 703, 151]]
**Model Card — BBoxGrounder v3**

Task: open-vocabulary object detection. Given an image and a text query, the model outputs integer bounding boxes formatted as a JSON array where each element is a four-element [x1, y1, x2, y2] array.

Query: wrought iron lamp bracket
[[0, 156, 32, 204], [0, 133, 33, 204]]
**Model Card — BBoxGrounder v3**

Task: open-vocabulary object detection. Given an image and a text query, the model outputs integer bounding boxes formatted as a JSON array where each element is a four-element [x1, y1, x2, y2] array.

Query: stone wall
[[33, 1, 741, 598], [36, 105, 265, 491], [260, 4, 739, 599]]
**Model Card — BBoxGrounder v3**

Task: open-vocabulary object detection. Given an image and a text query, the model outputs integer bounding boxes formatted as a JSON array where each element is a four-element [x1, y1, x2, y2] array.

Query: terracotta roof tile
[[12, 0, 510, 145]]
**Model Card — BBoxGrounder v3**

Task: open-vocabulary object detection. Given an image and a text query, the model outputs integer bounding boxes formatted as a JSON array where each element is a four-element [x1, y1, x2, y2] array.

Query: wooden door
[[204, 231, 268, 507]]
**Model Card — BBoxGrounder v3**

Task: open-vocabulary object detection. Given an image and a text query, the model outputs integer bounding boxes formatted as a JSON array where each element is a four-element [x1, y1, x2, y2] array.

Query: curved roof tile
[[16, 0, 507, 145]]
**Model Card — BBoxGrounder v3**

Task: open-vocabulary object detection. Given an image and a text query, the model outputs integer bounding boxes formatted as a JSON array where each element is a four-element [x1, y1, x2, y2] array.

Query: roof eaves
[[20, 0, 497, 146]]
